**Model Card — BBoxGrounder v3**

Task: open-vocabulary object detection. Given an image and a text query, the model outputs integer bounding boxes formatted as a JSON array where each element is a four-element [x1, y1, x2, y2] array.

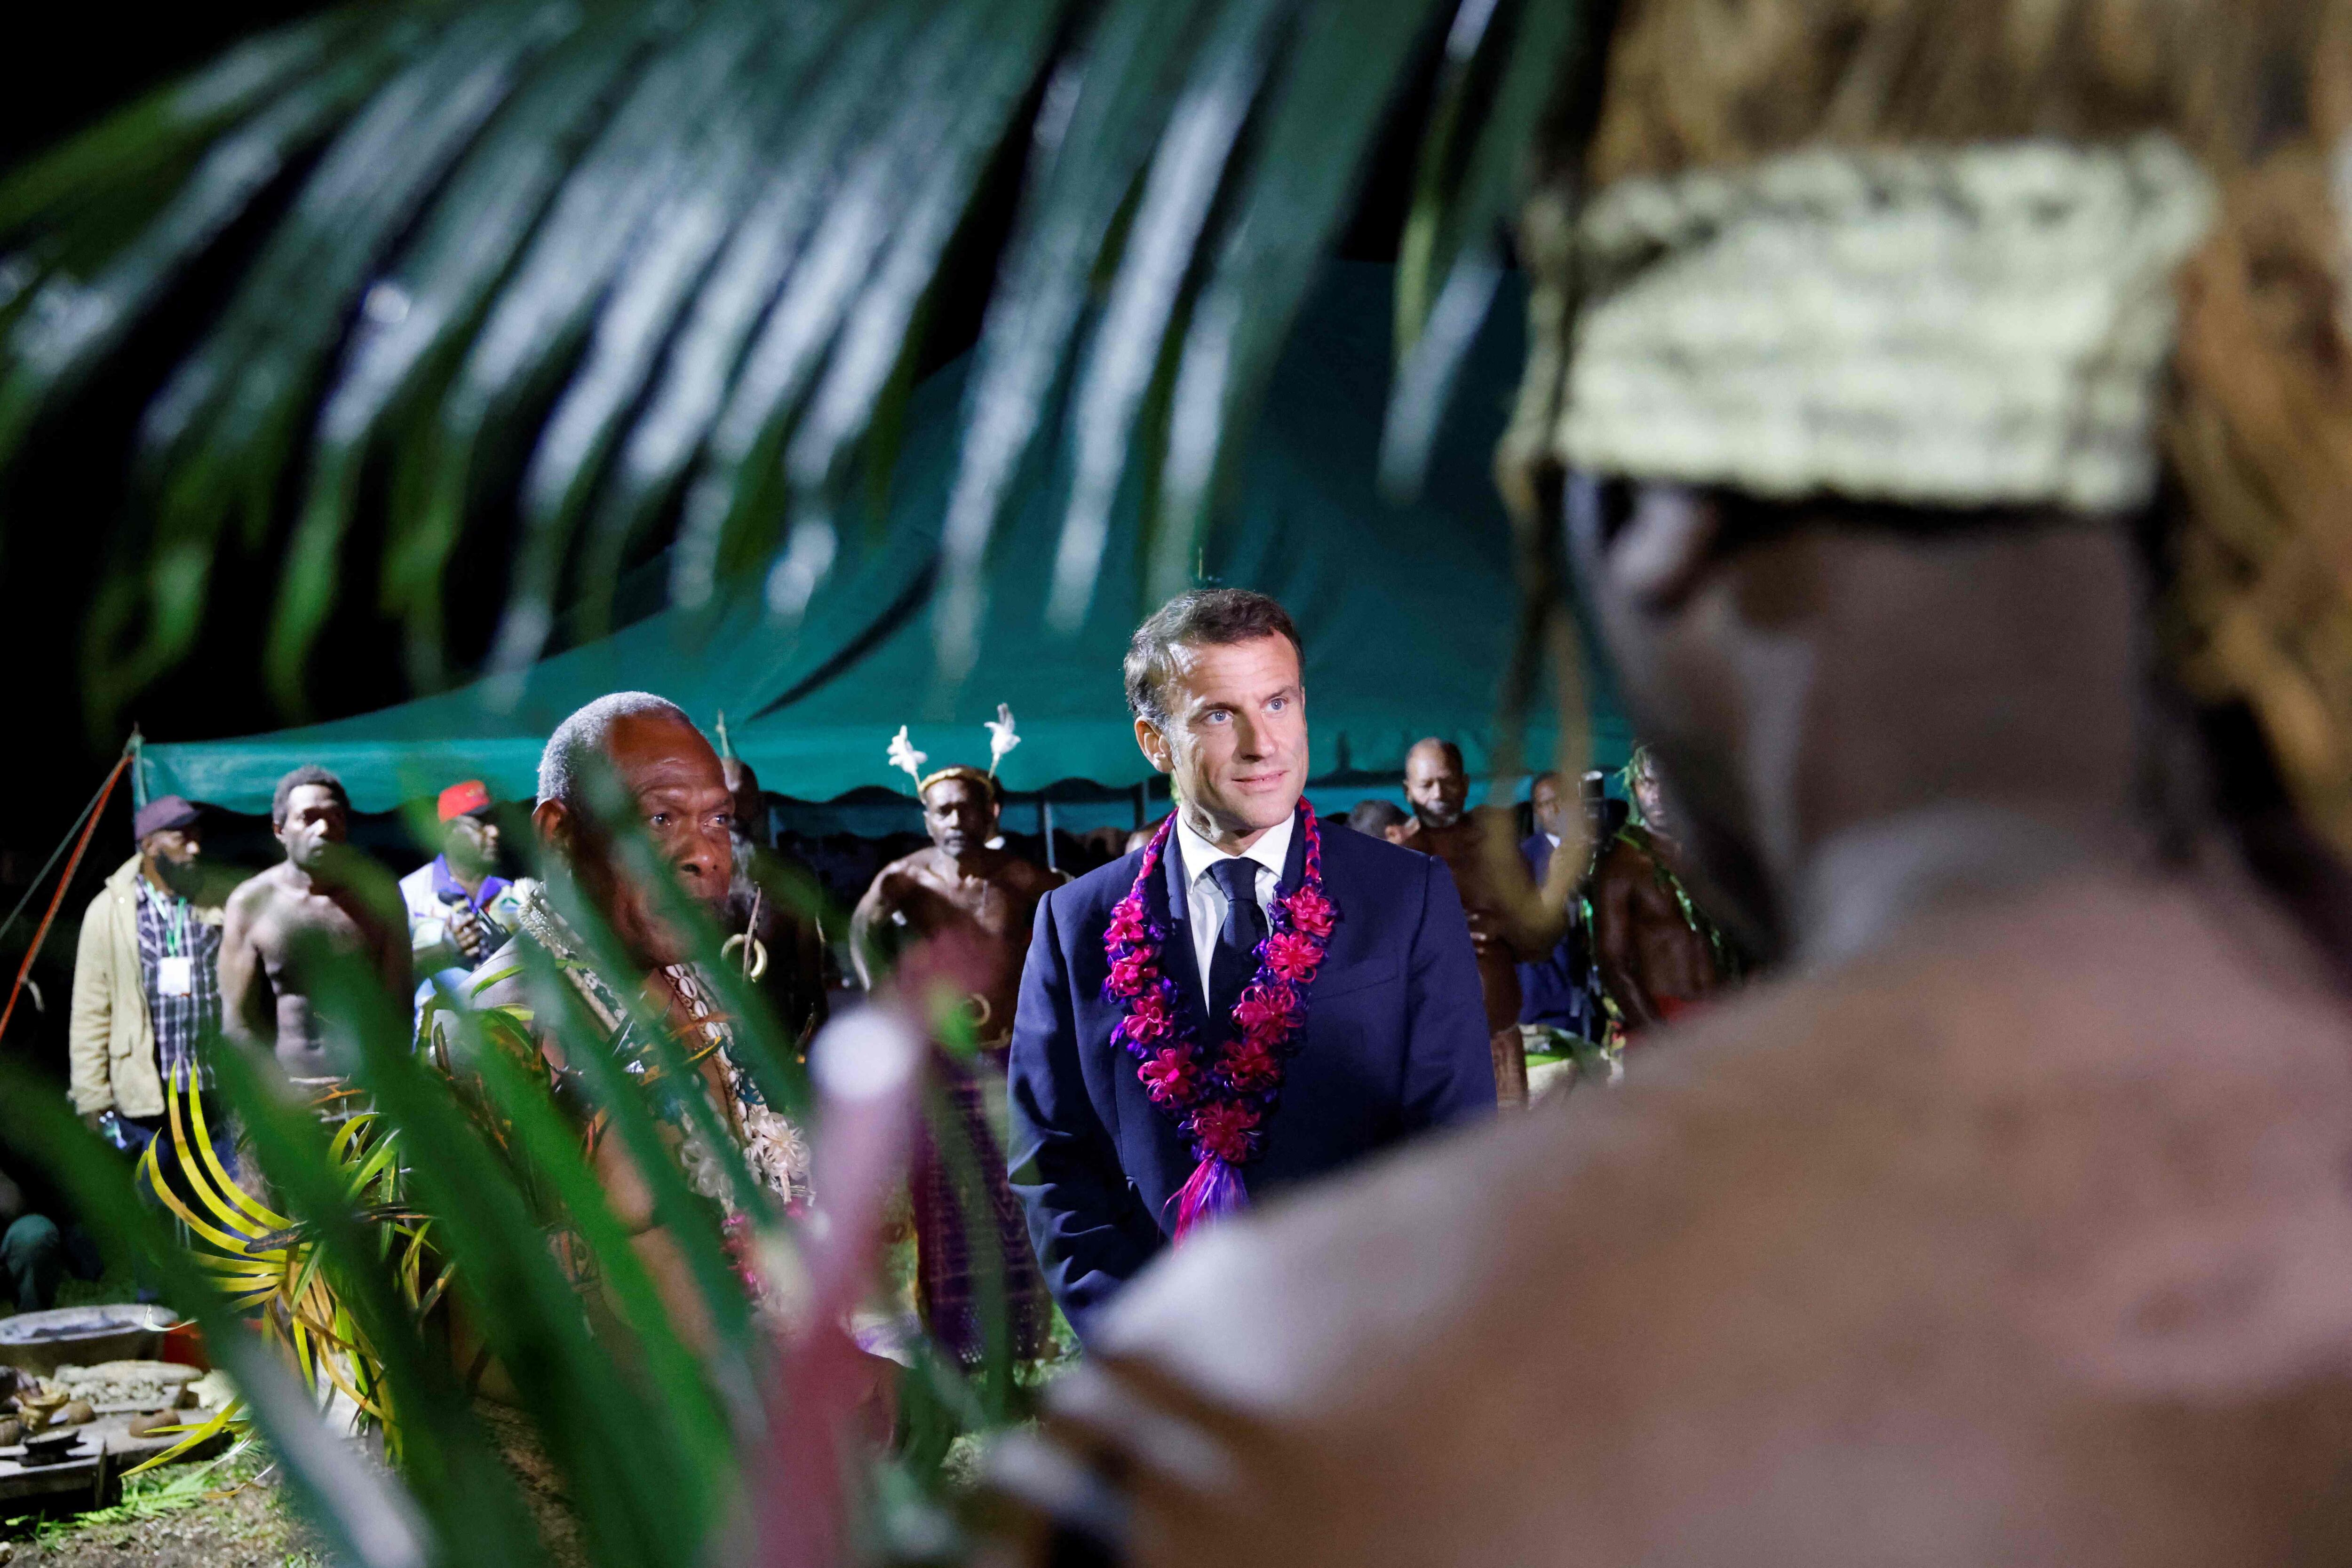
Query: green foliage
[[0, 0, 1587, 722], [0, 5, 1602, 1560], [1, 783, 1040, 1566]]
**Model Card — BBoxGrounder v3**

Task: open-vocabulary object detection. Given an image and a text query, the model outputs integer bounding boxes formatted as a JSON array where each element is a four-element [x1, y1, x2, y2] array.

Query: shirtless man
[[1585, 744, 1731, 1032], [1397, 738, 1555, 1105], [850, 766, 1054, 1362], [219, 767, 410, 1093], [850, 769, 1055, 1045]]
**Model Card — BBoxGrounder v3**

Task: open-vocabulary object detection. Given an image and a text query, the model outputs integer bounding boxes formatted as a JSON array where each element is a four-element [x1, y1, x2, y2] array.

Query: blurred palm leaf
[[0, 0, 1584, 719]]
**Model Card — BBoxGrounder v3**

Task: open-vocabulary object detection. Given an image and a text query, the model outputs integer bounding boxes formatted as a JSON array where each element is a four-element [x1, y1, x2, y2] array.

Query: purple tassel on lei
[[1169, 1156, 1247, 1243]]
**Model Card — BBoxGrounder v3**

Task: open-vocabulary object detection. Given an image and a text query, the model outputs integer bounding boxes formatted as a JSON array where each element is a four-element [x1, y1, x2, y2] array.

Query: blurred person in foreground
[[69, 796, 232, 1177], [1584, 744, 1739, 1033], [221, 767, 410, 1118], [440, 694, 809, 1348], [1343, 799, 1411, 845], [399, 779, 522, 1026], [851, 755, 1053, 1363], [1398, 738, 1558, 1105], [987, 5, 2352, 1562], [1006, 589, 1494, 1340]]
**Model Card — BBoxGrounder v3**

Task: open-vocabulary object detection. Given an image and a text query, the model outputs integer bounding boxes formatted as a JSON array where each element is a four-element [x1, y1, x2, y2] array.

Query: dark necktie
[[1207, 857, 1265, 1029]]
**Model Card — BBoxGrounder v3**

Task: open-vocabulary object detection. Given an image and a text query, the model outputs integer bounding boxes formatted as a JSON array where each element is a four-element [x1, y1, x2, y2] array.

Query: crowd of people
[[20, 591, 1729, 1373], [14, 0, 2352, 1558]]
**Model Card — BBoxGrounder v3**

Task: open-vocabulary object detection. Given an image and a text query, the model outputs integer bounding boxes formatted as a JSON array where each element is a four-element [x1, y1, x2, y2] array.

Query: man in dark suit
[[1007, 589, 1494, 1337], [1516, 770, 1597, 1041]]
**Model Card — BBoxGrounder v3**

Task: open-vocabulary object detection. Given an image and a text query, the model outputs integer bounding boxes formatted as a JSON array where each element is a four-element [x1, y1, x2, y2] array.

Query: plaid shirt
[[135, 876, 222, 1088]]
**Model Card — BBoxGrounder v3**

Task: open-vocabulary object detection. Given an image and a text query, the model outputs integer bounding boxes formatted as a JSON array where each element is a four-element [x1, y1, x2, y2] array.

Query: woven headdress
[[1509, 0, 2352, 855]]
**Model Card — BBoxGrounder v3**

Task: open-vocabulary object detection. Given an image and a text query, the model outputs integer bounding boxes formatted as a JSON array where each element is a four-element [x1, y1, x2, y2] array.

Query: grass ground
[[1, 1442, 321, 1568], [0, 1222, 1073, 1566]]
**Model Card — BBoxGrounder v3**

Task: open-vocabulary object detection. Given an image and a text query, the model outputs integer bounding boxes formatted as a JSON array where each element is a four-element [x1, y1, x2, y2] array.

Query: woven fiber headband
[[1556, 135, 2217, 512]]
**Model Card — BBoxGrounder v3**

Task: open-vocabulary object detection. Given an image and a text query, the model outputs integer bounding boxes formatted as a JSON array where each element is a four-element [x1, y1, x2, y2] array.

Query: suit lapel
[[1158, 838, 1215, 1042], [1279, 807, 1308, 896]]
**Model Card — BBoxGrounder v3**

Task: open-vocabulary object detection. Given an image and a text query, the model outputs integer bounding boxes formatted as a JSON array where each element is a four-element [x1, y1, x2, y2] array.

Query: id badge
[[157, 955, 194, 998]]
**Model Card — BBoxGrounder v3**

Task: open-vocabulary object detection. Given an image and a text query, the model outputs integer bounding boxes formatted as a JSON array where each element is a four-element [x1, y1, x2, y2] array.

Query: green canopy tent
[[140, 264, 1629, 830]]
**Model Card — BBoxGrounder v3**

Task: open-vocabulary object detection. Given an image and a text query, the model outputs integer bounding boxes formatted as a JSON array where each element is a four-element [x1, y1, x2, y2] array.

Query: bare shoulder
[[1001, 856, 1060, 896], [1592, 830, 1654, 879], [1080, 870, 2352, 1549], [870, 848, 936, 887], [223, 867, 286, 919]]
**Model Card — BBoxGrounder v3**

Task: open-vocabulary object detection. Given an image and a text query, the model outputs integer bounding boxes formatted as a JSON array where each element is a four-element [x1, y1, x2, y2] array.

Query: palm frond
[[1383, 0, 1586, 497], [0, 0, 1587, 720]]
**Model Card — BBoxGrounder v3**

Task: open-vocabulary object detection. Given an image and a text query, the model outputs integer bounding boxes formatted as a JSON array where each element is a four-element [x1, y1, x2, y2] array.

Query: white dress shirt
[[1172, 811, 1295, 997]]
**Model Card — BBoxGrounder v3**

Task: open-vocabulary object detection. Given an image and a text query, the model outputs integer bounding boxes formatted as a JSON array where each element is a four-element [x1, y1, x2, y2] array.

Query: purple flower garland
[[1103, 802, 1336, 1241]]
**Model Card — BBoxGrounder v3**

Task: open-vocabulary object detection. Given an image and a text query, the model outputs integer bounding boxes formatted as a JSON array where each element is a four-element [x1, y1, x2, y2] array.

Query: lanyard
[[147, 880, 189, 956]]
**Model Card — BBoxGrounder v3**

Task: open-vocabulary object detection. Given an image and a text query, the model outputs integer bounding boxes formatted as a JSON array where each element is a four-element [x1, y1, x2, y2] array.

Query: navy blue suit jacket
[[1517, 832, 1589, 1029], [1007, 818, 1495, 1338]]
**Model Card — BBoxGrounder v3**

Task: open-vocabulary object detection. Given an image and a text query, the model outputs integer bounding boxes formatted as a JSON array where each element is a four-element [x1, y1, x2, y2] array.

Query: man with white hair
[[436, 693, 809, 1346]]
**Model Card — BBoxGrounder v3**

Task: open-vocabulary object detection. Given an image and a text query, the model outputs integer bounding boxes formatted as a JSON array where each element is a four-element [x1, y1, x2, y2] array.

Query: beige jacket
[[67, 856, 224, 1118]]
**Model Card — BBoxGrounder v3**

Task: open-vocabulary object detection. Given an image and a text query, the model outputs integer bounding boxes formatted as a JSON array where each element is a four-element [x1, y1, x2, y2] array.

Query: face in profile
[[1405, 744, 1469, 829], [142, 826, 204, 894], [277, 786, 349, 872], [1137, 634, 1309, 845], [923, 777, 996, 861], [445, 812, 501, 876], [1566, 475, 1794, 946]]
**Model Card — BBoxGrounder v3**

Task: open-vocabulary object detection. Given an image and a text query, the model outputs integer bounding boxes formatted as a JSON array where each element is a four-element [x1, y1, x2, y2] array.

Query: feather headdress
[[883, 706, 1024, 802], [886, 726, 929, 786], [985, 704, 1021, 776]]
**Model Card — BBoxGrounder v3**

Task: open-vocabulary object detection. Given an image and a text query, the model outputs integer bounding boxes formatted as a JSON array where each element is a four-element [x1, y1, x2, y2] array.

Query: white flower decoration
[[985, 703, 1021, 776], [886, 725, 929, 785]]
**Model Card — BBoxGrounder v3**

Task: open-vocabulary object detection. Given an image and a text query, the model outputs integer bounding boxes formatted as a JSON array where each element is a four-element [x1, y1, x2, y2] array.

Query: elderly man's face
[[277, 786, 348, 871], [923, 777, 996, 861], [1405, 744, 1469, 828], [543, 712, 733, 967]]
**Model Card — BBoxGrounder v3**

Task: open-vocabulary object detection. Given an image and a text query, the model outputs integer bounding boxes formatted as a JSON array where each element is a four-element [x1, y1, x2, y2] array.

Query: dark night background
[[0, 2, 1448, 1086]]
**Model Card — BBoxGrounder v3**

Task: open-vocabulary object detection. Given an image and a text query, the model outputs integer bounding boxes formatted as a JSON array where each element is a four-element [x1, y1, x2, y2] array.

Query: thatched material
[[1587, 0, 2344, 181], [1517, 0, 2352, 855]]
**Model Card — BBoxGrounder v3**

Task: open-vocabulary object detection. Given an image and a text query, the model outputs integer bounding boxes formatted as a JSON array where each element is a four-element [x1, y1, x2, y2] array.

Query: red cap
[[437, 780, 492, 822]]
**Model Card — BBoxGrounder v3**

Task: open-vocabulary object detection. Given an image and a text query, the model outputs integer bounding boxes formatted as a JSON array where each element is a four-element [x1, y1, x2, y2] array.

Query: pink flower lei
[[1102, 803, 1335, 1241]]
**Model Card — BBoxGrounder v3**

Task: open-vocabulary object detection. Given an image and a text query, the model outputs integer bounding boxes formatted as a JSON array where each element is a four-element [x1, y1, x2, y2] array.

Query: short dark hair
[[272, 765, 349, 825], [1124, 589, 1303, 724], [1347, 799, 1408, 836], [539, 692, 692, 809]]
